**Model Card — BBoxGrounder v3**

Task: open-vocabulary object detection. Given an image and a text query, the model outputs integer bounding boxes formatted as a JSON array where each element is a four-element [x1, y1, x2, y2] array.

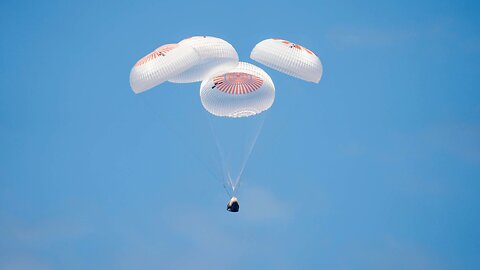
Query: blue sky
[[1, 0, 480, 269]]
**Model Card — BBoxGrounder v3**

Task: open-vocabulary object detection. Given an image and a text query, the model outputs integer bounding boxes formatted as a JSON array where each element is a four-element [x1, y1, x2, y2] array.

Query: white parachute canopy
[[169, 36, 239, 83], [250, 38, 323, 83], [200, 62, 275, 118], [129, 43, 200, 93]]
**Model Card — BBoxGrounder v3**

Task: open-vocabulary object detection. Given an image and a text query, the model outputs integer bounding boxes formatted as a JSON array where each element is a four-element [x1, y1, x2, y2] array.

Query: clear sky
[[1, 0, 480, 269]]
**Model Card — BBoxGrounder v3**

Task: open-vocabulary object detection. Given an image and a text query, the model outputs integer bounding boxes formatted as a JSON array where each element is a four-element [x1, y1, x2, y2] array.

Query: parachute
[[199, 63, 273, 200], [129, 36, 238, 93], [169, 36, 239, 83], [250, 38, 323, 83], [200, 62, 275, 118], [129, 43, 199, 93]]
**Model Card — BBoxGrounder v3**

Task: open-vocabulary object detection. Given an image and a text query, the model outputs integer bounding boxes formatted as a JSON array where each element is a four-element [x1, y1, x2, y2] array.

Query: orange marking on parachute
[[273, 38, 316, 56], [134, 44, 178, 67], [213, 72, 263, 95]]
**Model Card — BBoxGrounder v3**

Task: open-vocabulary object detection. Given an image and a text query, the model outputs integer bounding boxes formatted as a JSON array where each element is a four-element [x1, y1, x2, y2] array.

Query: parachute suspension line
[[139, 98, 230, 198], [221, 181, 232, 198], [232, 114, 267, 195], [227, 171, 235, 192], [232, 179, 243, 196], [207, 114, 235, 195]]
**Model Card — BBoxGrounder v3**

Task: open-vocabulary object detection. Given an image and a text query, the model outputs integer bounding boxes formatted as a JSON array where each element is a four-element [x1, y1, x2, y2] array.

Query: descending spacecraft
[[129, 36, 322, 212]]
